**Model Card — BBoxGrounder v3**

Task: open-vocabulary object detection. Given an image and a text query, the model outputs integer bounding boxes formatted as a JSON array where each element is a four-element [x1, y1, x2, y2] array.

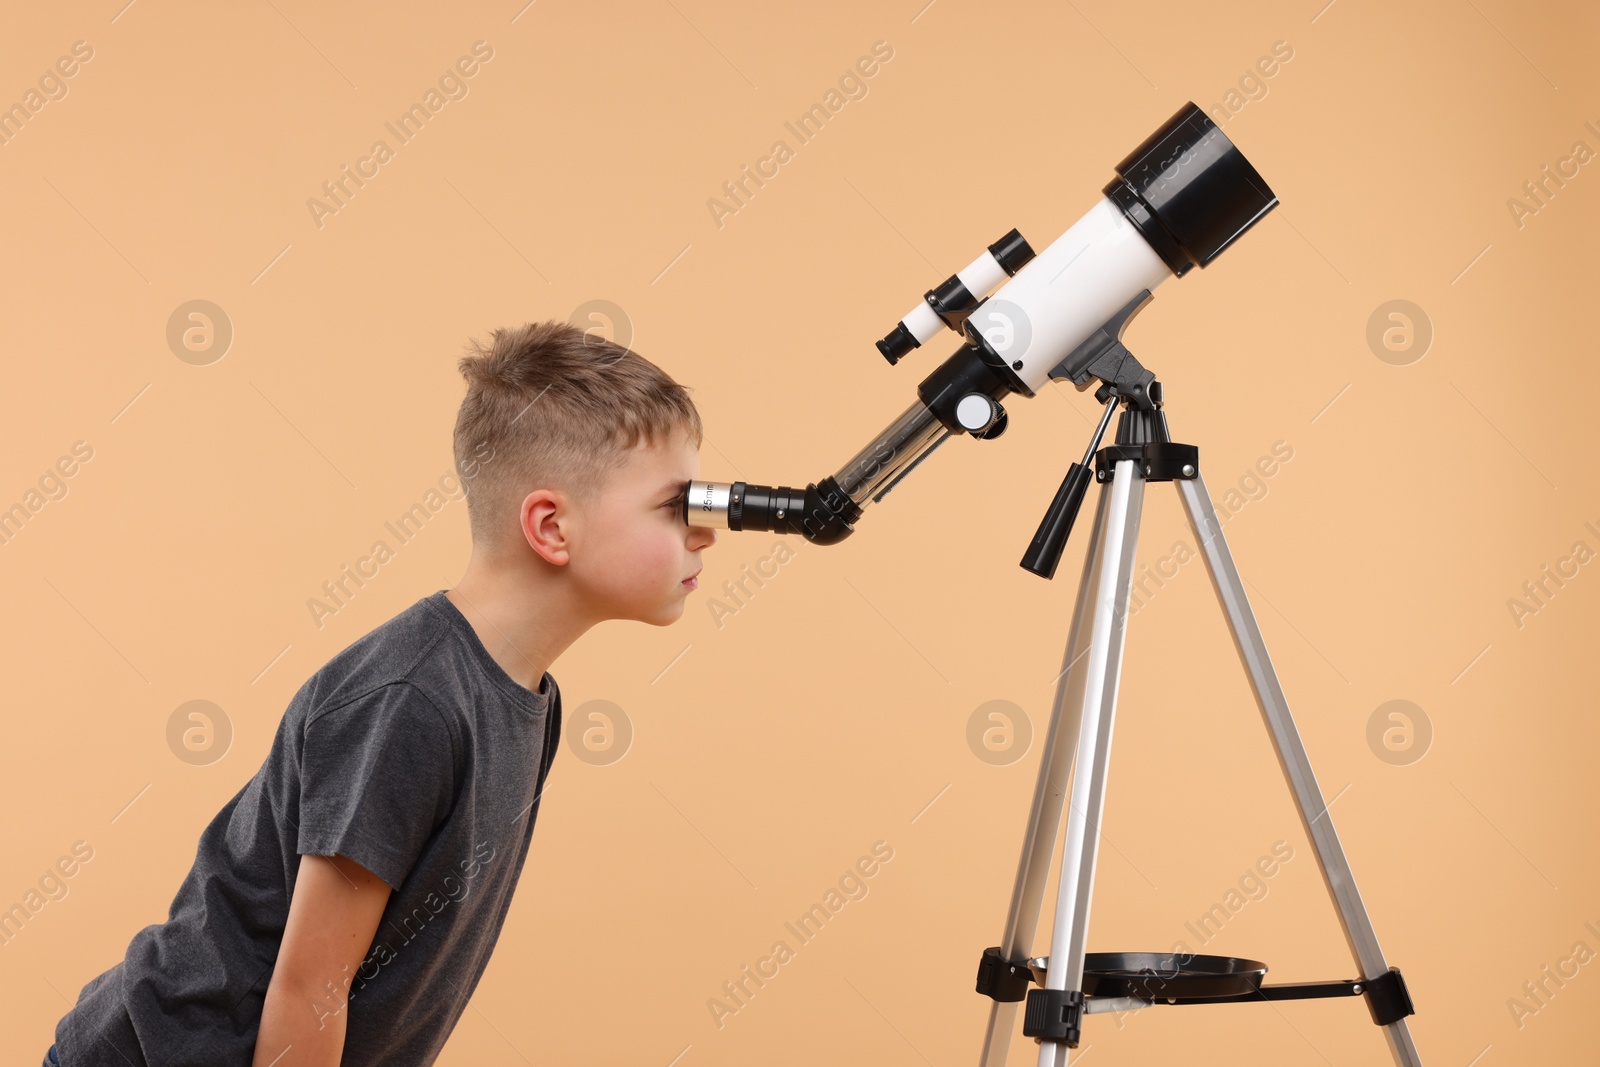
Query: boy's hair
[[452, 320, 704, 552]]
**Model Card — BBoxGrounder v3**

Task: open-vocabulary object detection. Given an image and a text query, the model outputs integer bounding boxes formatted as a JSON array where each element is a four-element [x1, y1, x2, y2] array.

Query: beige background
[[2, 0, 1596, 1063]]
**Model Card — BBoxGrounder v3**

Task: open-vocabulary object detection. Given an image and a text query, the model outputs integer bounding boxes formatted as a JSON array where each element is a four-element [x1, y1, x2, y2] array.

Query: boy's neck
[[444, 561, 593, 693]]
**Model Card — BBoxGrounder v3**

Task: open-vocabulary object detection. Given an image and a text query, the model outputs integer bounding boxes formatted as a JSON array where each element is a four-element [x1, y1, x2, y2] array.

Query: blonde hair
[[452, 321, 703, 551]]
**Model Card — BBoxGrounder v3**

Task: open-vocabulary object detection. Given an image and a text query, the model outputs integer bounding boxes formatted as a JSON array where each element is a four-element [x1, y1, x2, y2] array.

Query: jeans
[[43, 1043, 59, 1067]]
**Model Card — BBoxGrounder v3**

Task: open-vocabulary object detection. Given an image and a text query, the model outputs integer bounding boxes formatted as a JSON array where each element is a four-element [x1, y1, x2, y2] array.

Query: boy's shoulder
[[288, 589, 556, 729], [292, 590, 460, 722]]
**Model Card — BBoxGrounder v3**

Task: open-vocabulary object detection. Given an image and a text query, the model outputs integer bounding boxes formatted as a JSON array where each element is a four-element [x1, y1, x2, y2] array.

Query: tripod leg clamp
[[1022, 988, 1084, 1046], [1361, 967, 1415, 1026], [975, 946, 1033, 1002]]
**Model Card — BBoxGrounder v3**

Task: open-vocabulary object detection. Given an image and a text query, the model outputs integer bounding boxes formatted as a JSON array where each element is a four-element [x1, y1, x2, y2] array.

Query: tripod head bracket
[[1047, 289, 1158, 407], [1094, 441, 1199, 483]]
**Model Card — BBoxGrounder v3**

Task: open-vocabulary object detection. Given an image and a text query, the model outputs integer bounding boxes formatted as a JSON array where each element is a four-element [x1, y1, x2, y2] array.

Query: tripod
[[972, 374, 1422, 1065]]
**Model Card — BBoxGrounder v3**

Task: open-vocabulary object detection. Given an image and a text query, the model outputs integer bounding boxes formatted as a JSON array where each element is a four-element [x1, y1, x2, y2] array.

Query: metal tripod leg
[[1177, 474, 1424, 1067], [977, 470, 1112, 1067], [1035, 457, 1146, 1067], [975, 458, 1147, 1067]]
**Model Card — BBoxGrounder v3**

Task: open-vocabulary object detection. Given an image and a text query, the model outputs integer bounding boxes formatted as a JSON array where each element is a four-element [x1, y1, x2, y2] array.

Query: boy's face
[[566, 430, 716, 626]]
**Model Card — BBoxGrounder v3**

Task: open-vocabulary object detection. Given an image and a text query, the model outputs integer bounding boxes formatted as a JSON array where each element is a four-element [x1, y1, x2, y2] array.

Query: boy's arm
[[252, 852, 393, 1067]]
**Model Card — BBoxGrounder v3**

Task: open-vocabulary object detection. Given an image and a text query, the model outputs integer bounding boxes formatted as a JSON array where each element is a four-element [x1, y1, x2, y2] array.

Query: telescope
[[680, 103, 1427, 1067], [682, 101, 1276, 578]]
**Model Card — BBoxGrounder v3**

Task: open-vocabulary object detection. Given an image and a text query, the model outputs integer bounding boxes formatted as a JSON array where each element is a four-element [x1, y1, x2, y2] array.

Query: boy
[[48, 321, 716, 1065]]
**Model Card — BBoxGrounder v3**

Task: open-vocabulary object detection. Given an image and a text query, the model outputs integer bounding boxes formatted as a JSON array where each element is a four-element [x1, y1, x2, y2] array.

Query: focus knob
[[956, 393, 1006, 438]]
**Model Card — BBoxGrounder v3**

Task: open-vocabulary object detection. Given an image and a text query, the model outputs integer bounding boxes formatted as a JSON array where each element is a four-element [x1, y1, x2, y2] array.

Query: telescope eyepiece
[[684, 479, 740, 529], [683, 479, 858, 545]]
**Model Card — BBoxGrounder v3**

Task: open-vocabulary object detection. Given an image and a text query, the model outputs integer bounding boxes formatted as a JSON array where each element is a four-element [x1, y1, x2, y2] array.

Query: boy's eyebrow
[[657, 478, 689, 497]]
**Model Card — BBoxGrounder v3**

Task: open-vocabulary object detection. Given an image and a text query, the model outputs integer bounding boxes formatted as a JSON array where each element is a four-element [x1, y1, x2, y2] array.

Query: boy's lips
[[681, 570, 701, 589]]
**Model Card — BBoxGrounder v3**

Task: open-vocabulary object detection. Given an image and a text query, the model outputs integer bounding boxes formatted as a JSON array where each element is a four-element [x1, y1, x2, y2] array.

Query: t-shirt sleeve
[[297, 682, 458, 890]]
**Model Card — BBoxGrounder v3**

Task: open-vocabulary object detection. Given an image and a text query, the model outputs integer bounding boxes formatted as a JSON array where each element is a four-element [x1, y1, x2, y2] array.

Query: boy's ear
[[520, 488, 572, 566]]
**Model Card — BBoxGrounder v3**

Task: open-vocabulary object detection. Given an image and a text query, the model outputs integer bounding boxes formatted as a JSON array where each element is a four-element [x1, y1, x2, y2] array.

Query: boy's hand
[[252, 852, 393, 1066]]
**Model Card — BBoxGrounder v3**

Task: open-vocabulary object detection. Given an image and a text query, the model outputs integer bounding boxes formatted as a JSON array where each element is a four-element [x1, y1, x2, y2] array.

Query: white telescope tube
[[966, 197, 1172, 396]]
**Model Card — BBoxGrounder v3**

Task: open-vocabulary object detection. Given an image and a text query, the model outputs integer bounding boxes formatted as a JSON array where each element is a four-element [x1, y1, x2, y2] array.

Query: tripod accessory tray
[[1076, 951, 1267, 1000], [977, 946, 1415, 1047]]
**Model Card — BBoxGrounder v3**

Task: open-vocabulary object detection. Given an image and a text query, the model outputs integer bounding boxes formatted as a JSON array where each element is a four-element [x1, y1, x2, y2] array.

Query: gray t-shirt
[[56, 589, 561, 1066]]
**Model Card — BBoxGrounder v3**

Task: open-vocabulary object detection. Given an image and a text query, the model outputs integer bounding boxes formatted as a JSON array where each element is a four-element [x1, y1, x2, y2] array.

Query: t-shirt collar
[[426, 589, 552, 709]]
